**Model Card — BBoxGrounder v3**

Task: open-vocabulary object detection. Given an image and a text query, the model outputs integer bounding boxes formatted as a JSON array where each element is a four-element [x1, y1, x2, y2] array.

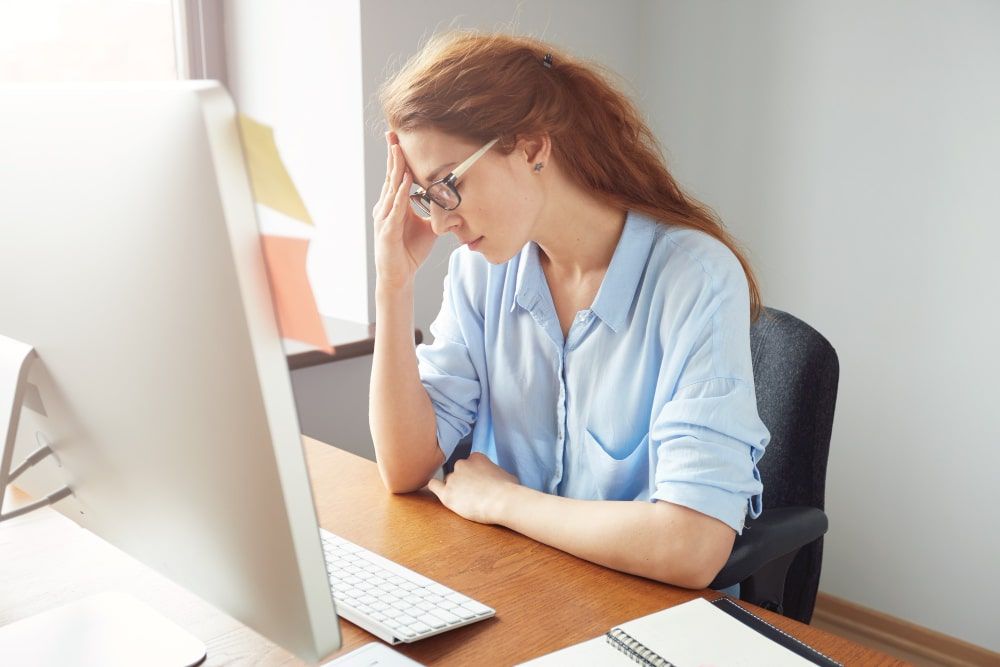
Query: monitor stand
[[0, 591, 207, 666], [1, 336, 207, 665], [0, 334, 72, 522], [1, 333, 37, 516]]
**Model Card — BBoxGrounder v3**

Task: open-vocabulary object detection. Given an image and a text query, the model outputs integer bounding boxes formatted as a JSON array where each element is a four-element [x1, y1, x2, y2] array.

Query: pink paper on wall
[[259, 234, 332, 355]]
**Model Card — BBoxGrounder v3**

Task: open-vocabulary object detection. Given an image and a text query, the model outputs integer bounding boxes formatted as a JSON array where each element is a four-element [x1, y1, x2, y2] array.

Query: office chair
[[708, 306, 839, 624]]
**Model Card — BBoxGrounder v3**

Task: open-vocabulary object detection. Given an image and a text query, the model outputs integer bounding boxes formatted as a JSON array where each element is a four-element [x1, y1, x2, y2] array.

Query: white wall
[[639, 0, 1000, 651], [224, 0, 368, 323]]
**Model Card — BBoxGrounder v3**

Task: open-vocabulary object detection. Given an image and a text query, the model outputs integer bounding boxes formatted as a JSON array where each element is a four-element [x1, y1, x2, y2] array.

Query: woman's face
[[394, 126, 545, 264]]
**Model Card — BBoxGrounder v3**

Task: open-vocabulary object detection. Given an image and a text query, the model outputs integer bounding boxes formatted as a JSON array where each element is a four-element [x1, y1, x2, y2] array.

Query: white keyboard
[[320, 529, 495, 644]]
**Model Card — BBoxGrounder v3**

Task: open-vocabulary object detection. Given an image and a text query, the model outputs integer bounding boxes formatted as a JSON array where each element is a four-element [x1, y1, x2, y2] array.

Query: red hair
[[377, 30, 763, 323]]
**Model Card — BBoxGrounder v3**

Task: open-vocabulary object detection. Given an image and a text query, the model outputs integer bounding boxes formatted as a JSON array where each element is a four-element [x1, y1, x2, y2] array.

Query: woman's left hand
[[427, 453, 521, 525]]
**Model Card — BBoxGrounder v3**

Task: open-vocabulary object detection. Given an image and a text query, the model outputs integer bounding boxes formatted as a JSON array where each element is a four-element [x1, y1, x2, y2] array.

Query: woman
[[369, 30, 770, 593]]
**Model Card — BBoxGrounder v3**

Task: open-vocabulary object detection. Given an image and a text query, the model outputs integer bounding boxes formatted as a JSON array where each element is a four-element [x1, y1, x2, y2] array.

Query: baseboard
[[812, 592, 1000, 666]]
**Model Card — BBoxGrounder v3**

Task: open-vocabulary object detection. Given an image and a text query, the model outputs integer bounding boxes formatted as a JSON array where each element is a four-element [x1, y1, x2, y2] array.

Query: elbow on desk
[[651, 558, 724, 592], [375, 463, 427, 494], [373, 448, 444, 495], [650, 501, 736, 591], [682, 561, 725, 591], [670, 541, 731, 590]]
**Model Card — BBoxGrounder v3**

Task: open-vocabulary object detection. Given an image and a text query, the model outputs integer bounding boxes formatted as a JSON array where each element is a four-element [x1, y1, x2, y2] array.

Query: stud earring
[[533, 162, 544, 173]]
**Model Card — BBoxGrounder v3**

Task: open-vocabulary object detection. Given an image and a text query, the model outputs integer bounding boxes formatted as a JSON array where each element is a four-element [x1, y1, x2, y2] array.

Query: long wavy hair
[[377, 30, 763, 323]]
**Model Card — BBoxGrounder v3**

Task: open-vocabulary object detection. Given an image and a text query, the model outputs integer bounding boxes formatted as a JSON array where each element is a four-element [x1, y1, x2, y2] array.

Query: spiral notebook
[[518, 597, 842, 667]]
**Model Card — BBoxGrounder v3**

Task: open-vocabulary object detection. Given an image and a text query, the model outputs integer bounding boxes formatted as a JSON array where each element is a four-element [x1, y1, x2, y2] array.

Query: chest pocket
[[581, 428, 650, 501]]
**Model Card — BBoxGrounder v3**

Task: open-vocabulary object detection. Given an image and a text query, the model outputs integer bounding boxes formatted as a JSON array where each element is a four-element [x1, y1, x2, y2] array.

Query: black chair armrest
[[710, 506, 828, 590]]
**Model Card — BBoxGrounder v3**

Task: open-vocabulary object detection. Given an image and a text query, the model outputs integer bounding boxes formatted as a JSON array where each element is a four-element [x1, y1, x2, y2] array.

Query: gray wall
[[639, 0, 1000, 651]]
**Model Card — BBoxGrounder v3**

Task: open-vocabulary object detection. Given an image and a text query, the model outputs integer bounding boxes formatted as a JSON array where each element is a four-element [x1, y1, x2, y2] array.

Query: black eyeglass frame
[[409, 137, 499, 216]]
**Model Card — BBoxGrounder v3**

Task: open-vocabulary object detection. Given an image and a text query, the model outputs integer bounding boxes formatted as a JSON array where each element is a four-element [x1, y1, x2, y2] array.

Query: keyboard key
[[409, 621, 432, 634], [419, 614, 446, 629], [428, 608, 461, 625], [462, 600, 491, 616], [451, 606, 477, 621]]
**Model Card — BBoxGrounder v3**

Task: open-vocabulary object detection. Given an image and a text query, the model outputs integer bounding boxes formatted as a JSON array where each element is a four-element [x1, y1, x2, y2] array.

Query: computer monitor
[[0, 82, 342, 663]]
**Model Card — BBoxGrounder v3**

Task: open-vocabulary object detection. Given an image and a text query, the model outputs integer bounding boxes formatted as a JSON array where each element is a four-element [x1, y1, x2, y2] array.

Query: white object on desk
[[518, 597, 814, 666], [323, 641, 425, 666], [0, 591, 205, 667], [321, 529, 495, 644]]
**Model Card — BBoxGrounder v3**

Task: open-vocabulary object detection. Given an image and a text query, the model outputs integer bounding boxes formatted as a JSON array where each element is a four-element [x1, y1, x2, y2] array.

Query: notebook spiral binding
[[605, 627, 674, 667]]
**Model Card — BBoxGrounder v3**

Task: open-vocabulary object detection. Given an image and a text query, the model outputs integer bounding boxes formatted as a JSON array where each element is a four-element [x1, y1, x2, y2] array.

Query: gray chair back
[[749, 307, 840, 622]]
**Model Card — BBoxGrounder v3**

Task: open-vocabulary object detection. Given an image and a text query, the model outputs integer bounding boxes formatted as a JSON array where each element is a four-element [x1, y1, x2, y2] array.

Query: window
[[0, 0, 177, 81]]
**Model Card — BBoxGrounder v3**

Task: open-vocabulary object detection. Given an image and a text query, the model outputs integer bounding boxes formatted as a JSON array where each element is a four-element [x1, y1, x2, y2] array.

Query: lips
[[466, 236, 484, 249]]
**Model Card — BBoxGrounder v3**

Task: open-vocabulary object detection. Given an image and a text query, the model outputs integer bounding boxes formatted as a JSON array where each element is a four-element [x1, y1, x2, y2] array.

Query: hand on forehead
[[392, 127, 477, 187]]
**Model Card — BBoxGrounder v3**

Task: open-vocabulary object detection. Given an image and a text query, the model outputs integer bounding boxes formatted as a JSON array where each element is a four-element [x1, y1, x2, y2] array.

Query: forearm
[[369, 281, 443, 492], [496, 485, 725, 589]]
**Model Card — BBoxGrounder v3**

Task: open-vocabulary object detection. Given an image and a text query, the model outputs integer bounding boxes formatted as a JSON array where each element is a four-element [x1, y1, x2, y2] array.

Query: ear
[[515, 133, 551, 171]]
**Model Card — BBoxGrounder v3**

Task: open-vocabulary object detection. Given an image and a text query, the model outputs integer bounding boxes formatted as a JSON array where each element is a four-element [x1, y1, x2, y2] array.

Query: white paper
[[518, 598, 816, 666]]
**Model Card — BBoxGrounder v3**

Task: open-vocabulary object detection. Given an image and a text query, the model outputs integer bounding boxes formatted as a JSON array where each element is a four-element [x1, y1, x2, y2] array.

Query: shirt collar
[[590, 210, 656, 332], [511, 241, 543, 314], [509, 209, 656, 333]]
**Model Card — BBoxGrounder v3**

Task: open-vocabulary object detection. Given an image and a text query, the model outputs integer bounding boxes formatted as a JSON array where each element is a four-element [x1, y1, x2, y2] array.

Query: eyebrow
[[422, 162, 458, 187]]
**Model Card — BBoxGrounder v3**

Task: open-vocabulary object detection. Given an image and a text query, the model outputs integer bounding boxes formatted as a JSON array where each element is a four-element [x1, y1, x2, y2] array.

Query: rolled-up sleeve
[[650, 377, 768, 533], [415, 255, 483, 463], [648, 255, 769, 534]]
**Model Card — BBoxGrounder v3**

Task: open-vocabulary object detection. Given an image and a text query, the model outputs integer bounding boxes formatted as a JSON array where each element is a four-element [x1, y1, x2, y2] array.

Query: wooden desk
[[0, 437, 902, 666]]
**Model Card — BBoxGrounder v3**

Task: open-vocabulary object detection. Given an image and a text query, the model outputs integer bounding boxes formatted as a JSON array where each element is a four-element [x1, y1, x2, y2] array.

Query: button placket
[[551, 348, 566, 494]]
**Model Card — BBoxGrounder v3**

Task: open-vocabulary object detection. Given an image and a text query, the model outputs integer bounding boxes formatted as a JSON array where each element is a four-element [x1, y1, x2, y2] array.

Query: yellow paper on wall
[[237, 113, 313, 225]]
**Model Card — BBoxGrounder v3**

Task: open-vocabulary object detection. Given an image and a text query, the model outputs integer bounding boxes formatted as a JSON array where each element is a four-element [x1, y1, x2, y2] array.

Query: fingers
[[379, 135, 392, 200], [376, 131, 397, 216], [379, 146, 397, 218], [377, 144, 402, 222], [374, 137, 392, 222], [387, 167, 412, 221]]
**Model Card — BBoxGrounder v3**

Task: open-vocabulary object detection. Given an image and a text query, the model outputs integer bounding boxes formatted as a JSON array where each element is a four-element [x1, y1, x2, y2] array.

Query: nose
[[429, 209, 462, 237]]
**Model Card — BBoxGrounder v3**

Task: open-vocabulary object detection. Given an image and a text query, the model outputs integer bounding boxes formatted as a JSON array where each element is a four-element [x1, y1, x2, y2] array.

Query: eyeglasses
[[409, 137, 499, 216]]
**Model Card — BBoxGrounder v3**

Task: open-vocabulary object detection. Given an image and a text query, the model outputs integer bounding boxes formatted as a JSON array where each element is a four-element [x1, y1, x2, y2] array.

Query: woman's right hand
[[372, 131, 438, 288]]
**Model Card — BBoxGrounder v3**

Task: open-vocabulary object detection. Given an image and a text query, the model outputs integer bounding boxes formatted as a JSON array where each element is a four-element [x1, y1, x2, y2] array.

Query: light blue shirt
[[415, 209, 769, 534]]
